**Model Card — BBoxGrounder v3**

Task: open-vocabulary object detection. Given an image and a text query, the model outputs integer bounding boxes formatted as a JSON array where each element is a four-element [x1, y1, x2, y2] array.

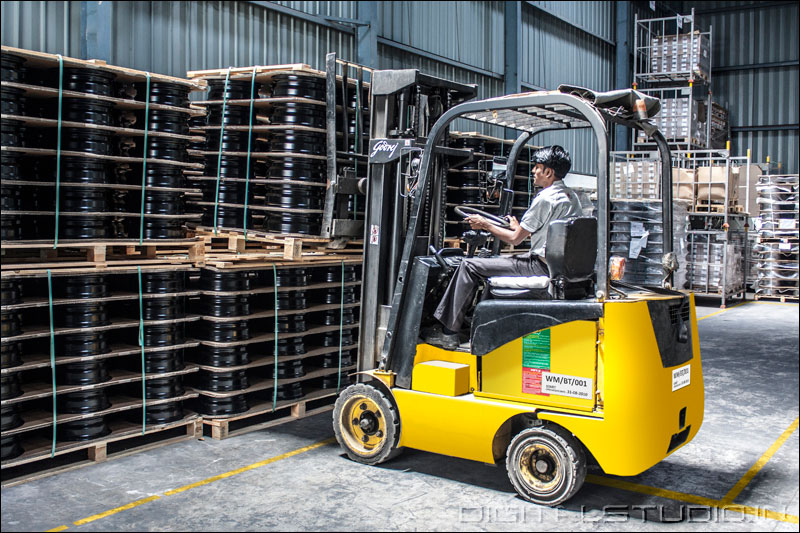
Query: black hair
[[531, 145, 571, 180]]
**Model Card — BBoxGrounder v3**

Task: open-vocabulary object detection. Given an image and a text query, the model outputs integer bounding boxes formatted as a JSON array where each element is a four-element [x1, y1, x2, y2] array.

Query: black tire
[[332, 383, 403, 465], [505, 424, 586, 506]]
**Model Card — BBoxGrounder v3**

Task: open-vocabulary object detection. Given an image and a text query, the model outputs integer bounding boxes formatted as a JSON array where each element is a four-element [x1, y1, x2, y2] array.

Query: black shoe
[[422, 329, 460, 350], [419, 324, 443, 339]]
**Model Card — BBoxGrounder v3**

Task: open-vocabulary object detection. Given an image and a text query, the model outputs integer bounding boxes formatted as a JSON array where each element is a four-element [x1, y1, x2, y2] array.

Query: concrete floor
[[2, 299, 798, 532]]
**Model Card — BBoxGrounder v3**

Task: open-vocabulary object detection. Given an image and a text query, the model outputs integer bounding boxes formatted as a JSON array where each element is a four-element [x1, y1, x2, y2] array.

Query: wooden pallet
[[0, 239, 204, 271], [694, 202, 745, 214], [754, 293, 799, 303], [191, 227, 362, 265], [202, 390, 340, 440], [2, 45, 205, 90], [1, 415, 202, 488]]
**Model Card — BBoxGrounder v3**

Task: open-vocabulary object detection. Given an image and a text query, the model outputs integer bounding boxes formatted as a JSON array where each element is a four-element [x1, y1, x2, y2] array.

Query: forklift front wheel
[[333, 383, 403, 465], [506, 424, 587, 506]]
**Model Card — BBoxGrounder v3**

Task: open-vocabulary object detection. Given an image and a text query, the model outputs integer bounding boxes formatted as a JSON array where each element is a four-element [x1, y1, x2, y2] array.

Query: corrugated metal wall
[[0, 1, 356, 77], [521, 2, 615, 174], [378, 1, 504, 75], [673, 1, 799, 173], [6, 1, 795, 173]]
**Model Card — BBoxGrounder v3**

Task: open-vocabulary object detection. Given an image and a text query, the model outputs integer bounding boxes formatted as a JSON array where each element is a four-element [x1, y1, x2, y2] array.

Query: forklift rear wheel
[[333, 383, 402, 465], [506, 424, 587, 506]]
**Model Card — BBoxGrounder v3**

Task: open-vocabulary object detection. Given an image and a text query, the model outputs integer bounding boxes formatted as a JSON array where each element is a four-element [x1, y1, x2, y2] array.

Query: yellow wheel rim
[[338, 394, 388, 457], [517, 442, 563, 494]]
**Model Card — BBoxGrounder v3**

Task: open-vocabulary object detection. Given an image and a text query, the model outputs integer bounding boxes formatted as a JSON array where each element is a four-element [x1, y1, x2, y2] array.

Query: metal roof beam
[[694, 1, 795, 15], [714, 60, 799, 73], [376, 36, 503, 80], [247, 1, 355, 34]]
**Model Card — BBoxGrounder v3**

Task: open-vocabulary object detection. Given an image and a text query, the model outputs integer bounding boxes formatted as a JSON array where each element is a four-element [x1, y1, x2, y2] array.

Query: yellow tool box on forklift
[[334, 79, 702, 506]]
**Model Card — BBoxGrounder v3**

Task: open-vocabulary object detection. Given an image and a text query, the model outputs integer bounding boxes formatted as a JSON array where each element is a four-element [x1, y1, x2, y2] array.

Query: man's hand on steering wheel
[[465, 214, 490, 231]]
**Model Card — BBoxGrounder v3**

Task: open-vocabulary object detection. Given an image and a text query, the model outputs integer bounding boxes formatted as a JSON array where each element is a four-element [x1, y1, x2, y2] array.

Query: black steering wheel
[[454, 206, 511, 229]]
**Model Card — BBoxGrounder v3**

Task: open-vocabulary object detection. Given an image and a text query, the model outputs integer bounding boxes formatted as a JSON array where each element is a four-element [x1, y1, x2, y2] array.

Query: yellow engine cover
[[478, 320, 598, 411], [412, 360, 470, 396]]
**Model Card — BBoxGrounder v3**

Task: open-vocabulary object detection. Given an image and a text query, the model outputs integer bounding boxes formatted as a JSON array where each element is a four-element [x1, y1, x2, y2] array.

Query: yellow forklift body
[[477, 319, 597, 411], [389, 293, 703, 475]]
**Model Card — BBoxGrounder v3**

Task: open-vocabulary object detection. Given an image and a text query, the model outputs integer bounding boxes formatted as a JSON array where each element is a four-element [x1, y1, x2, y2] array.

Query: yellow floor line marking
[[586, 474, 721, 507], [697, 301, 750, 321], [163, 437, 335, 496], [57, 437, 336, 530], [72, 495, 161, 526], [721, 417, 799, 504], [45, 526, 69, 532], [586, 475, 799, 524]]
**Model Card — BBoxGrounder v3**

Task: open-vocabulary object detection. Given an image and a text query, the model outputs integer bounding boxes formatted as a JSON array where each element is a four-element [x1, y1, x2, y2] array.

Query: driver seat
[[488, 217, 597, 300]]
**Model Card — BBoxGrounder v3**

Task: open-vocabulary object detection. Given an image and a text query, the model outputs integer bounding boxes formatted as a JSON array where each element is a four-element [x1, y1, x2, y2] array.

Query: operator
[[423, 145, 583, 349]]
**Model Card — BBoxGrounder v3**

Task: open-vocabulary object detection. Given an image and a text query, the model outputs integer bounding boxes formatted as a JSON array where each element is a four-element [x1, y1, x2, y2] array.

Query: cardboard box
[[696, 166, 737, 204], [672, 168, 696, 201], [733, 164, 762, 216]]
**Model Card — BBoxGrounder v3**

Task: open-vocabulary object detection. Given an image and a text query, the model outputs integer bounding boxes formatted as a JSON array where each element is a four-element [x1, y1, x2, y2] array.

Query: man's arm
[[465, 215, 531, 246]]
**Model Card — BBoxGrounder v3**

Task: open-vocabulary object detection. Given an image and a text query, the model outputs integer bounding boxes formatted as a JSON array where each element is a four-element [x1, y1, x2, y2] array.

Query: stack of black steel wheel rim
[[262, 74, 327, 236], [200, 78, 263, 231], [193, 268, 254, 416]]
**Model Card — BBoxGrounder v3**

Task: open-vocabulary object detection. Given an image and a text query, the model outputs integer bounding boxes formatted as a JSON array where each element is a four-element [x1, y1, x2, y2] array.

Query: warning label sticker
[[672, 364, 691, 391], [541, 372, 593, 400], [522, 330, 550, 395]]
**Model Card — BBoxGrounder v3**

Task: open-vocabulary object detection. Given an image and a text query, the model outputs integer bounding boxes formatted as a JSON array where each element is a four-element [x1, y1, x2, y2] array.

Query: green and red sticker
[[522, 329, 550, 396]]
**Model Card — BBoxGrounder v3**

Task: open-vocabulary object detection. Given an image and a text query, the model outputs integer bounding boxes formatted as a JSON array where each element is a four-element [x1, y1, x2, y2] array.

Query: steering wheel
[[454, 206, 511, 229]]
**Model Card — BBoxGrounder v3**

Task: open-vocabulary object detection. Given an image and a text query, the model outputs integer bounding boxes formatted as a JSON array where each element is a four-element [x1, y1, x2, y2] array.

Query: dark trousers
[[433, 253, 549, 332]]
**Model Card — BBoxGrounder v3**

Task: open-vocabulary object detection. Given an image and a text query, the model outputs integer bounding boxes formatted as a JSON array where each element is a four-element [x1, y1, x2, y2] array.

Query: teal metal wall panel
[[669, 1, 798, 172], [1, 1, 355, 77], [0, 1, 81, 57], [378, 1, 504, 74]]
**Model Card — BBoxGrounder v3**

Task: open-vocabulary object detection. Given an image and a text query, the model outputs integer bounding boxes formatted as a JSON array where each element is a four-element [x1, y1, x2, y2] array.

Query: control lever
[[429, 245, 452, 273]]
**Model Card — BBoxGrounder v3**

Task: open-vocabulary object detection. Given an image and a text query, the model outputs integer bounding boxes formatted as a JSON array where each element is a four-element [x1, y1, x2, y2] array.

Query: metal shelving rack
[[632, 9, 713, 152]]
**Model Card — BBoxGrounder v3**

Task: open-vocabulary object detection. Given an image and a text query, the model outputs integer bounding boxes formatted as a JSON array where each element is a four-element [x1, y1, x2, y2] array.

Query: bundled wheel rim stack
[[262, 74, 327, 236], [194, 268, 254, 416], [1, 278, 24, 459], [754, 174, 799, 298], [0, 50, 200, 242], [446, 136, 486, 237], [197, 78, 264, 231]]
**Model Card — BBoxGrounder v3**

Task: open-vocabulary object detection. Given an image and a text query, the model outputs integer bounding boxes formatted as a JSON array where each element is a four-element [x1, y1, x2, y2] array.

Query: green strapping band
[[53, 56, 64, 248], [137, 266, 146, 434], [243, 67, 257, 240], [139, 73, 152, 245], [213, 68, 232, 236], [353, 81, 360, 220], [47, 270, 57, 456], [337, 261, 344, 392], [272, 264, 279, 411]]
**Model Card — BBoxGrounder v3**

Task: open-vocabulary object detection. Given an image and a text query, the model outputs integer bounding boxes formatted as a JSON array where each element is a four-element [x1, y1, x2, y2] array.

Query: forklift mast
[[359, 70, 477, 371]]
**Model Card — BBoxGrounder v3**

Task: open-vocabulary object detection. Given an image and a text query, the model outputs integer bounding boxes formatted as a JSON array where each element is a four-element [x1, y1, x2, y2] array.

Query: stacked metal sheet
[[610, 199, 689, 288], [649, 32, 711, 81], [684, 213, 748, 304], [611, 159, 660, 199], [636, 98, 707, 146], [754, 175, 799, 299]]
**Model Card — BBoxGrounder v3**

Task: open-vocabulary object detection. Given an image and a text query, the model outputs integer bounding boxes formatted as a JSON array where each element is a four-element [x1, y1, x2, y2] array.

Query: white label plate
[[541, 372, 593, 399], [672, 364, 691, 391]]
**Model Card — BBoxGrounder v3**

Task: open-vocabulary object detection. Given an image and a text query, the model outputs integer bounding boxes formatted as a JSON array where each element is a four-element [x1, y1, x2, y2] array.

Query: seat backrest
[[544, 217, 598, 281]]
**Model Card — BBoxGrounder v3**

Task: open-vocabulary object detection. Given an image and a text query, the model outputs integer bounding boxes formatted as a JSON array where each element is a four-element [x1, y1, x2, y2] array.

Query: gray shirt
[[519, 180, 583, 257]]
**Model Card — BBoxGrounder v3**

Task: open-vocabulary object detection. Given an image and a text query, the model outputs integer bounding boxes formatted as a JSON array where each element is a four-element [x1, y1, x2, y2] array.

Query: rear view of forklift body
[[335, 82, 704, 506]]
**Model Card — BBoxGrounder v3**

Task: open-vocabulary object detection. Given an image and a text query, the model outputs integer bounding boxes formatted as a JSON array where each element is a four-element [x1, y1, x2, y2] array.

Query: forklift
[[334, 79, 703, 506]]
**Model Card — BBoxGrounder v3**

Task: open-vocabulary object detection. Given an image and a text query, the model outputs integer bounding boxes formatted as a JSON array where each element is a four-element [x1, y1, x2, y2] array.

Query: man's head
[[531, 145, 571, 188]]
